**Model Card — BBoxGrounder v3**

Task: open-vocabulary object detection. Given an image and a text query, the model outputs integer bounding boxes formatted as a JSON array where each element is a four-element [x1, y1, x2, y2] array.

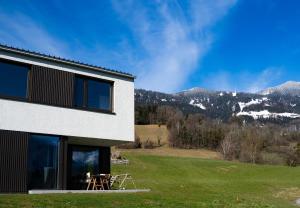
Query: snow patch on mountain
[[237, 110, 300, 120], [262, 97, 269, 101], [238, 99, 263, 112], [189, 99, 206, 110], [232, 105, 236, 112]]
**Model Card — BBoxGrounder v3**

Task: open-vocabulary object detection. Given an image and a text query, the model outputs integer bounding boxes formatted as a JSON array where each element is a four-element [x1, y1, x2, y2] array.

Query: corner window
[[0, 60, 29, 99], [74, 76, 113, 112]]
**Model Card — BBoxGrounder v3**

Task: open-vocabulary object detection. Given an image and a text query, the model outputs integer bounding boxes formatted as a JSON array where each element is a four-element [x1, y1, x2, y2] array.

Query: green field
[[1, 152, 299, 208]]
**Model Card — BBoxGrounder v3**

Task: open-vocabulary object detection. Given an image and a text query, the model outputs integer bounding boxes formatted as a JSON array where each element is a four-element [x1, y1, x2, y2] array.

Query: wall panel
[[29, 65, 75, 107], [0, 130, 29, 193], [58, 137, 68, 190]]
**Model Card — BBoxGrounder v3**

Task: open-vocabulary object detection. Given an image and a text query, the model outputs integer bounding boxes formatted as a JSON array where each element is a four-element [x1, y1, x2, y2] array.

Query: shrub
[[284, 144, 299, 167], [157, 136, 161, 147], [116, 136, 142, 149], [143, 139, 155, 149], [260, 152, 285, 165]]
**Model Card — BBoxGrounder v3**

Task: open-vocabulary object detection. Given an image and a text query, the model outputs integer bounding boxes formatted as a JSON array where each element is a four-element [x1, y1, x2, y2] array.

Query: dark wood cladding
[[99, 147, 111, 174], [29, 65, 75, 107], [0, 130, 29, 193], [58, 137, 68, 190]]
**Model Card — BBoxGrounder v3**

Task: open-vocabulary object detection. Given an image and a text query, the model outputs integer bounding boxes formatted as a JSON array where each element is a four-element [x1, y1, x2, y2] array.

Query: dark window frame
[[73, 75, 114, 113], [0, 58, 31, 101]]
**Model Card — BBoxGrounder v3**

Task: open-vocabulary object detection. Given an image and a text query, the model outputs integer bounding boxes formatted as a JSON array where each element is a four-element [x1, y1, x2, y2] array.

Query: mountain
[[259, 81, 300, 96], [135, 81, 300, 124]]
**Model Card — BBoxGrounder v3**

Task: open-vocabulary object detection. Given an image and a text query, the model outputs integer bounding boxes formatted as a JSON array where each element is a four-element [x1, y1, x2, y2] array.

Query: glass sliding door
[[28, 135, 59, 190], [69, 146, 100, 190]]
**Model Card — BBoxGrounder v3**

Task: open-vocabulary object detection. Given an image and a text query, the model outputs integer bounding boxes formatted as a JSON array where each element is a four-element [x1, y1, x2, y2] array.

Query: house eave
[[0, 44, 136, 81]]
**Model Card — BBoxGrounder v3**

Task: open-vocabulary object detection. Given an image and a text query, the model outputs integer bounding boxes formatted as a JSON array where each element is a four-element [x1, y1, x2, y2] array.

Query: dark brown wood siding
[[58, 137, 68, 190], [28, 65, 75, 107], [0, 130, 29, 193]]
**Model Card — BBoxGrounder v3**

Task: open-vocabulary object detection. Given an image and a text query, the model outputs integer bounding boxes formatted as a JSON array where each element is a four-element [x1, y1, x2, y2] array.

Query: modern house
[[0, 44, 135, 193]]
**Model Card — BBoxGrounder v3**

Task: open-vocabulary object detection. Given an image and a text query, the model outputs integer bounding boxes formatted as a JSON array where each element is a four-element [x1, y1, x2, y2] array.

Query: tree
[[220, 125, 241, 160], [240, 126, 264, 164]]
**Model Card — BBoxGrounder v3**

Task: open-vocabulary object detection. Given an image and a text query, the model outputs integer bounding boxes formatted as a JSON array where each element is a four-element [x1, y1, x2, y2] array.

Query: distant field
[[120, 146, 220, 159], [132, 125, 220, 159], [135, 124, 169, 145], [1, 153, 299, 207]]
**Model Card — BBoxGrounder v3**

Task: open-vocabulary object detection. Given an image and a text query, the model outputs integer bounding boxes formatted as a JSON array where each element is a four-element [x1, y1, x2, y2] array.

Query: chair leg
[[87, 180, 91, 190], [92, 178, 96, 190], [119, 176, 127, 190]]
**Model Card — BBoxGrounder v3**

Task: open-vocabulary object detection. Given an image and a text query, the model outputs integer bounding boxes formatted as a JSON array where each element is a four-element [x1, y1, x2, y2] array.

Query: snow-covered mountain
[[135, 81, 300, 123], [259, 81, 300, 96]]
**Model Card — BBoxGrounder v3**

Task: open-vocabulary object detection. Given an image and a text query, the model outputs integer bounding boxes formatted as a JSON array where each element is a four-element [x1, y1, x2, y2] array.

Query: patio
[[28, 189, 150, 194]]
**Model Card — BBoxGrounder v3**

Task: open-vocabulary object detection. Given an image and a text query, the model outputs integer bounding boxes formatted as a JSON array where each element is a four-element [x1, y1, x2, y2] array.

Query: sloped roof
[[0, 43, 135, 80]]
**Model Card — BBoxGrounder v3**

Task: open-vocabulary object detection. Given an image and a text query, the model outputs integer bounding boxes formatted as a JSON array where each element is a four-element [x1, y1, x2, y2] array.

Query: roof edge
[[0, 44, 135, 80]]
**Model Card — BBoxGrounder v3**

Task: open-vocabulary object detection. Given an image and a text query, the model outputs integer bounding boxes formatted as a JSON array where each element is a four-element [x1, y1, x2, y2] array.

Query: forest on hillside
[[133, 105, 300, 167]]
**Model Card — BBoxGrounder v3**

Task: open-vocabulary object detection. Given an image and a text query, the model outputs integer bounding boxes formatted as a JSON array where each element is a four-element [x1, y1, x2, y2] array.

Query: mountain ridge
[[135, 81, 300, 124], [258, 81, 300, 96]]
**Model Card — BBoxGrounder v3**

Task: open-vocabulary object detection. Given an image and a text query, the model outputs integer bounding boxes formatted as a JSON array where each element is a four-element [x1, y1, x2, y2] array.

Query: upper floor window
[[0, 60, 29, 99], [74, 76, 113, 112]]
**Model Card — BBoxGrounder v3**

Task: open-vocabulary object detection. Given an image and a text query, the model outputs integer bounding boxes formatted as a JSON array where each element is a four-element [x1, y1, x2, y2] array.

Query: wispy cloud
[[0, 1, 237, 93], [111, 0, 237, 92], [0, 11, 69, 57], [202, 66, 283, 92], [247, 67, 283, 93]]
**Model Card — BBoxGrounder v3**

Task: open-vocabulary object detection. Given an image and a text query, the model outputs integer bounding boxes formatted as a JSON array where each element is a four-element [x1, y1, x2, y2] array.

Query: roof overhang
[[0, 44, 135, 81]]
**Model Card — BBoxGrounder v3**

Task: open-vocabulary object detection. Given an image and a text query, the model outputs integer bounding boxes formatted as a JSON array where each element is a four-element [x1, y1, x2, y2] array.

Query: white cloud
[[247, 67, 283, 93], [202, 67, 283, 93], [111, 0, 237, 92], [0, 2, 237, 93]]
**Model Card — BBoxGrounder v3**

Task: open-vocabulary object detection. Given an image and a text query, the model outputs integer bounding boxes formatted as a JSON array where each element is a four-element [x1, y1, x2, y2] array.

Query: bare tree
[[240, 127, 263, 164]]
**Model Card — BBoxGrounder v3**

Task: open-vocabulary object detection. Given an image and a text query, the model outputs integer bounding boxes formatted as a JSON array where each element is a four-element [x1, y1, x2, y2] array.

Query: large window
[[27, 135, 59, 190], [74, 76, 113, 112], [0, 60, 29, 99]]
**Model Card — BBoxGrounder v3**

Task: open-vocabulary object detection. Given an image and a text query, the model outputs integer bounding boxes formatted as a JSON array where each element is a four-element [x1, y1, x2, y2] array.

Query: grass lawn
[[0, 152, 299, 208]]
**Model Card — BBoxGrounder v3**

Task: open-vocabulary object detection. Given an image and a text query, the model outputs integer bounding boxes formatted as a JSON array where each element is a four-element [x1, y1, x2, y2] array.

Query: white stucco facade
[[0, 50, 134, 144]]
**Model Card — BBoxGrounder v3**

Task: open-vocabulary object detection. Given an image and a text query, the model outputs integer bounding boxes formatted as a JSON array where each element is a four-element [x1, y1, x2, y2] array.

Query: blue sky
[[0, 0, 299, 93]]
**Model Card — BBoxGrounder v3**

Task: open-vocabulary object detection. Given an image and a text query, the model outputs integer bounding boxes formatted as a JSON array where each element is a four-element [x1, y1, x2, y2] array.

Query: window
[[27, 135, 59, 190], [74, 77, 85, 107], [0, 60, 29, 99], [87, 80, 111, 110], [74, 76, 113, 112]]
